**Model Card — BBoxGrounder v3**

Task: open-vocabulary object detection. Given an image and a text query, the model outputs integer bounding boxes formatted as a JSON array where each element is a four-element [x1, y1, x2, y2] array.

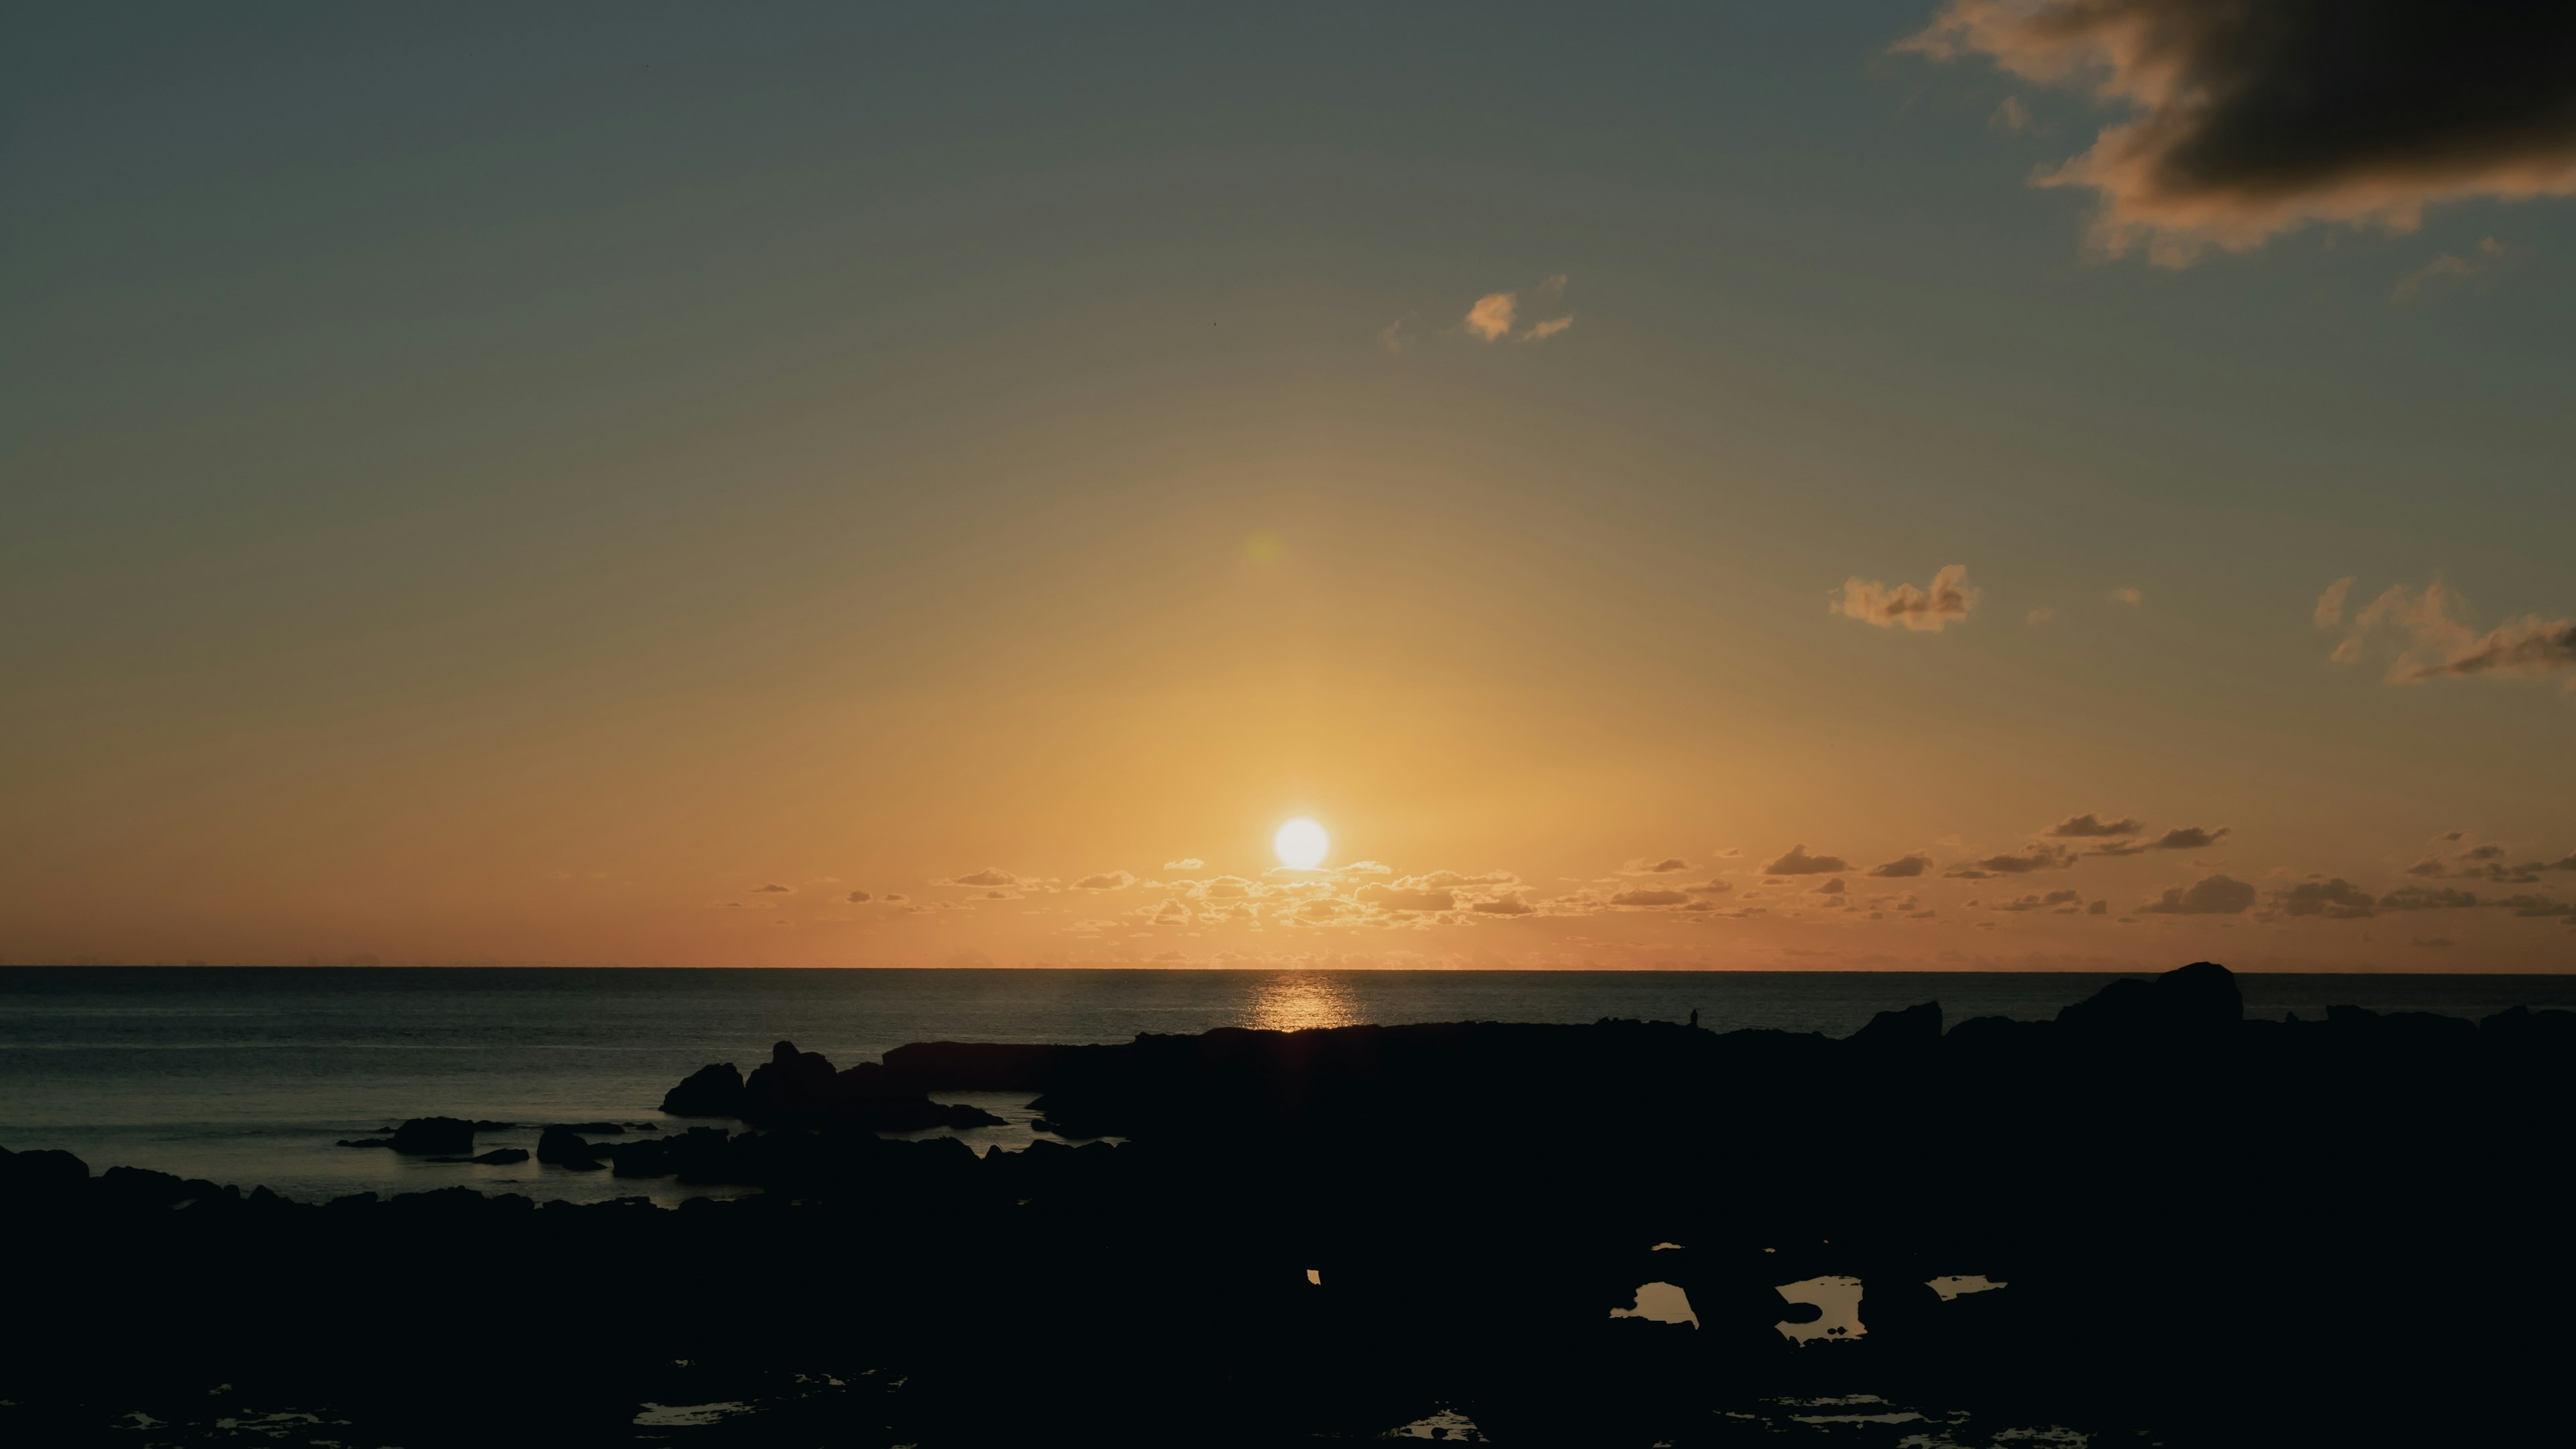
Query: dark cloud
[[1609, 889, 1693, 908], [1764, 845, 1851, 875], [1688, 879, 1734, 896], [2149, 826, 2229, 851], [2378, 885, 2478, 911], [1072, 871, 1135, 891], [1904, 2, 2576, 264], [2087, 899, 2108, 915], [2141, 874, 2256, 915], [1814, 878, 1847, 896], [2274, 878, 2376, 919], [1470, 895, 1534, 916], [1947, 845, 2076, 877], [1867, 853, 1932, 878], [1994, 889, 2085, 912], [2048, 813, 2142, 839], [950, 867, 1018, 888], [1832, 565, 1979, 631], [1631, 857, 1693, 874], [750, 883, 793, 894], [845, 890, 873, 904], [2403, 857, 2448, 877], [2491, 894, 2576, 918]]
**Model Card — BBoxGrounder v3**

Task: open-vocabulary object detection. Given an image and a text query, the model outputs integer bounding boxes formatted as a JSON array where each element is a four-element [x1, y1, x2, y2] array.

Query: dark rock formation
[[424, 1148, 531, 1165], [659, 1062, 745, 1117], [536, 1127, 607, 1171], [665, 1040, 1007, 1132], [7, 961, 2571, 1447]]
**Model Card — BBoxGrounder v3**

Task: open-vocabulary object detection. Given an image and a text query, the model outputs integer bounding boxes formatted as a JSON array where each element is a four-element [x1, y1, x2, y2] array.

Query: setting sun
[[1273, 818, 1330, 871]]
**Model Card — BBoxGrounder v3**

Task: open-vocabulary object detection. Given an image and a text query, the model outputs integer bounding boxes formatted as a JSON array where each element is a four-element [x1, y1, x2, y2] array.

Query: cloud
[[2106, 586, 2143, 606], [1832, 565, 1979, 632], [1814, 878, 1847, 896], [2025, 605, 2055, 625], [2101, 826, 2229, 853], [845, 890, 873, 904], [1621, 857, 1694, 875], [2314, 576, 2357, 628], [1358, 884, 1456, 912], [2141, 874, 2257, 916], [1994, 889, 2084, 912], [2048, 812, 2142, 839], [749, 883, 793, 894], [1867, 853, 1932, 878], [1471, 894, 1534, 916], [1525, 314, 1574, 341], [1073, 871, 1135, 891], [1609, 889, 1693, 908], [1949, 844, 2076, 876], [1163, 859, 1204, 871], [1462, 291, 1517, 341], [1377, 320, 1409, 354], [1536, 272, 1568, 297], [1764, 845, 1851, 875], [2393, 236, 2510, 302], [2328, 580, 2576, 686], [2377, 885, 2478, 911], [2274, 878, 2376, 919], [949, 867, 1018, 888], [2408, 937, 2455, 949], [1990, 94, 2033, 134], [1901, 1, 2576, 265]]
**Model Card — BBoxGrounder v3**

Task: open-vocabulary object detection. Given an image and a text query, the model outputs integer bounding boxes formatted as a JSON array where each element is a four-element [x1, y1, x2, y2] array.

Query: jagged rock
[[0, 1145, 91, 1194], [386, 1118, 479, 1155], [537, 1126, 607, 1170], [661, 1062, 746, 1118], [2055, 961, 2241, 1040], [1847, 1000, 1941, 1049]]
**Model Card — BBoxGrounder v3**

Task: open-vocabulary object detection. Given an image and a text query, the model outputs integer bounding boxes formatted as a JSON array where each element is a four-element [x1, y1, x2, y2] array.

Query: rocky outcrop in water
[[664, 1041, 1007, 1132]]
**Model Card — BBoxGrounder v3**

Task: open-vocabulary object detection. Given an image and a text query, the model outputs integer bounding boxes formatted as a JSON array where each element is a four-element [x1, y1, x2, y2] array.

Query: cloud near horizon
[[2141, 874, 2256, 915], [2327, 579, 2576, 687], [2049, 812, 2142, 838], [1763, 845, 1851, 875], [1902, 1, 2576, 265], [1833, 566, 1978, 632]]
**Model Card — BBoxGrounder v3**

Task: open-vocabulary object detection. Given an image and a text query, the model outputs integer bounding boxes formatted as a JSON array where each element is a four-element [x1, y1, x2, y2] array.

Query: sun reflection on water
[[1248, 973, 1359, 1033]]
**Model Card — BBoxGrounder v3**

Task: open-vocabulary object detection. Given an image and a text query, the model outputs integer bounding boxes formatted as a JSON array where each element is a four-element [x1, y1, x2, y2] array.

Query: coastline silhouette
[[3, 962, 2569, 1445]]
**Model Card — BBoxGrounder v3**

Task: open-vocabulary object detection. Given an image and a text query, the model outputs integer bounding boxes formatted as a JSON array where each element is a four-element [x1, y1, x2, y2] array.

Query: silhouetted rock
[[663, 1041, 1008, 1131], [2054, 960, 2241, 1040], [1848, 1000, 1941, 1051], [386, 1117, 478, 1155], [537, 1126, 607, 1170], [546, 1121, 625, 1136], [660, 1062, 745, 1117], [425, 1148, 531, 1165], [0, 1145, 89, 1193]]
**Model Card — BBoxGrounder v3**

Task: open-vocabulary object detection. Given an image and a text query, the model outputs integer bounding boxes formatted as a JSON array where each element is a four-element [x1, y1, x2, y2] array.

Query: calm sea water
[[4, 967, 2568, 1205]]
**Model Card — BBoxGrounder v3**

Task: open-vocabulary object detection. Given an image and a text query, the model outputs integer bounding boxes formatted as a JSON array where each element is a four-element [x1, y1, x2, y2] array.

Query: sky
[[4, 1, 2572, 972]]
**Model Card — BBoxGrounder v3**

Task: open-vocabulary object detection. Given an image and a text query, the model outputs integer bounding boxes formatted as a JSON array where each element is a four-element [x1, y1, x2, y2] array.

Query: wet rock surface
[[3, 963, 2569, 1446]]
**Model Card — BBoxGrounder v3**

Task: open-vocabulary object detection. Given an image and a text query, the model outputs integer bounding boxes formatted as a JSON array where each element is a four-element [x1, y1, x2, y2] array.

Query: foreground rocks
[[5, 963, 2570, 1448], [663, 1041, 1007, 1131]]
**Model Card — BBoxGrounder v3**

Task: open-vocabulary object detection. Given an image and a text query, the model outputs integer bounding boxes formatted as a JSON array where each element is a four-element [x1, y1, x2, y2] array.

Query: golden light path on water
[[1247, 972, 1360, 1033]]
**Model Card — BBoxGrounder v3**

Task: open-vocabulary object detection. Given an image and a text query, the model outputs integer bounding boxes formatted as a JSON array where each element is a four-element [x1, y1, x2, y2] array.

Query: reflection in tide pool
[[1248, 972, 1360, 1032]]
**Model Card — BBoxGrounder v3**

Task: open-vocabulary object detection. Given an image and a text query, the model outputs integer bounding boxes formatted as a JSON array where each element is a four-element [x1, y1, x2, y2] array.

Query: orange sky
[[4, 6, 2572, 971]]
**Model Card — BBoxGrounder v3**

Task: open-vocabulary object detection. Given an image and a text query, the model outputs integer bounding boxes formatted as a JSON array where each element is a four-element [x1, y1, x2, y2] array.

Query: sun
[[1273, 817, 1330, 870]]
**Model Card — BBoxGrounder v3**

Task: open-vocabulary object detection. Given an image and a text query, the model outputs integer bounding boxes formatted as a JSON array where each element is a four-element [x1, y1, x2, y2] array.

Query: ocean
[[4, 966, 2569, 1206]]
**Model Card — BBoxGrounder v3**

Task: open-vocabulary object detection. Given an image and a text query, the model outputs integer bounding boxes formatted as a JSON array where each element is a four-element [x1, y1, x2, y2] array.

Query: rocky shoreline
[[3, 963, 2568, 1446]]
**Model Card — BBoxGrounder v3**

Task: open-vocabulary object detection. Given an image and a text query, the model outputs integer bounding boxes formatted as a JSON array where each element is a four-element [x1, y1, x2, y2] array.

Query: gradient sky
[[5, 2, 2572, 971]]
